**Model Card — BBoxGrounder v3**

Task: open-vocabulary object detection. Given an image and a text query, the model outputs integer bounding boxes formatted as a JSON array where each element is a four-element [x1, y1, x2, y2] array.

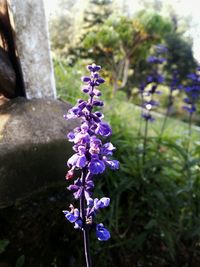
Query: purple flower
[[87, 64, 101, 72], [101, 142, 116, 156], [142, 113, 155, 122], [183, 105, 196, 114], [94, 197, 110, 210], [81, 76, 91, 83], [96, 223, 111, 241], [64, 63, 119, 246], [63, 208, 79, 223], [155, 44, 168, 54], [183, 67, 200, 114], [104, 159, 120, 170], [140, 45, 167, 122], [74, 219, 82, 229], [147, 56, 166, 64], [95, 122, 112, 137], [67, 153, 87, 168], [67, 132, 75, 142], [89, 156, 105, 174], [89, 136, 102, 155]]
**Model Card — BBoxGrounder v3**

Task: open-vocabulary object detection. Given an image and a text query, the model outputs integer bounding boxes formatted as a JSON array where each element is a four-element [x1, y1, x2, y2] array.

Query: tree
[[49, 0, 84, 56], [83, 12, 172, 94], [83, 0, 112, 31]]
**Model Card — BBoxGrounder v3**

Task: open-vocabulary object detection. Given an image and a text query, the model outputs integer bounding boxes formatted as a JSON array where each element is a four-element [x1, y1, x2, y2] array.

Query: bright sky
[[44, 0, 200, 62], [166, 0, 200, 63]]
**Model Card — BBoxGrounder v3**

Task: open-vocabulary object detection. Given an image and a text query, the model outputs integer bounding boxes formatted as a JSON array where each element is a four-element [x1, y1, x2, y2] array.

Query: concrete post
[[8, 0, 56, 99]]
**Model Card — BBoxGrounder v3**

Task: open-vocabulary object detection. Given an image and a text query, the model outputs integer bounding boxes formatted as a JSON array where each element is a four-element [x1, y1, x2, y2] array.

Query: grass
[[104, 96, 200, 141]]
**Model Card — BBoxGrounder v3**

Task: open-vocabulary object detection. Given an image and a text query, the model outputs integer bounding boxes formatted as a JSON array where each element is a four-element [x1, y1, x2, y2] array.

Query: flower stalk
[[139, 44, 167, 163]]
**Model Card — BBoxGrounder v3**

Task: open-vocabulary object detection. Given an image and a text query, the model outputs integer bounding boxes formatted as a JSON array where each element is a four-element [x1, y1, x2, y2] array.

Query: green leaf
[[0, 239, 10, 254], [15, 255, 25, 267], [144, 219, 157, 230]]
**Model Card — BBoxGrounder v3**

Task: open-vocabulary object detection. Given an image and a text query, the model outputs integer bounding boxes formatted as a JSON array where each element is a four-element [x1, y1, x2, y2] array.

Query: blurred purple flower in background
[[140, 44, 167, 122], [183, 67, 200, 114]]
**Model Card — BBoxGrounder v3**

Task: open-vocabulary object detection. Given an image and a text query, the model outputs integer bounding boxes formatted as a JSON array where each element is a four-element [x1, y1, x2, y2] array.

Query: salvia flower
[[183, 67, 200, 114], [63, 63, 119, 248], [140, 44, 167, 121], [96, 223, 111, 241]]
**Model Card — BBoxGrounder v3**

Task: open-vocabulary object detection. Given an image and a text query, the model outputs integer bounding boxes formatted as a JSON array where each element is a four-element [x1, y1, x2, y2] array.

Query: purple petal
[[81, 76, 91, 83], [78, 145, 86, 155], [63, 209, 79, 223], [89, 158, 105, 174], [105, 160, 120, 170], [73, 188, 83, 199], [94, 65, 101, 72], [95, 197, 110, 209], [93, 100, 104, 106], [94, 111, 104, 118], [74, 132, 90, 144], [68, 153, 87, 168], [74, 219, 82, 229], [87, 64, 101, 72], [102, 142, 116, 155], [82, 86, 90, 93], [81, 122, 89, 133], [96, 223, 110, 241], [76, 155, 87, 168], [99, 197, 110, 208], [67, 184, 80, 191], [86, 196, 94, 206], [95, 122, 112, 137], [96, 78, 105, 84]]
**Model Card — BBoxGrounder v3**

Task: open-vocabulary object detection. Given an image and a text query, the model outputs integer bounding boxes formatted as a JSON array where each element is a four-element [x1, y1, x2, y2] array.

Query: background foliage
[[49, 1, 200, 266]]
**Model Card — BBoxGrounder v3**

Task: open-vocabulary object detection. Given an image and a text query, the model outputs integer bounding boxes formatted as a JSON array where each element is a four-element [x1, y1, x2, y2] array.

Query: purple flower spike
[[183, 67, 200, 115], [63, 63, 119, 255], [140, 44, 167, 122]]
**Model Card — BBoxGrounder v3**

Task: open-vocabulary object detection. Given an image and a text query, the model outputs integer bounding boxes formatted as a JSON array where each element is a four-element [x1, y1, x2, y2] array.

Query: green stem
[[187, 112, 193, 156], [143, 118, 148, 165], [138, 92, 144, 137], [160, 96, 172, 138]]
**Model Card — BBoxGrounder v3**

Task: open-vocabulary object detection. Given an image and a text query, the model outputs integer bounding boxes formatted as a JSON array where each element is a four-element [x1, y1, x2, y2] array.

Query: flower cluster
[[140, 44, 167, 121], [63, 63, 119, 241], [165, 69, 182, 111], [183, 67, 200, 114]]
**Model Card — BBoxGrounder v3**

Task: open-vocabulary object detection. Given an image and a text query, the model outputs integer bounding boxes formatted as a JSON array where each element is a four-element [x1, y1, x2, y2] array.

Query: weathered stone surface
[[8, 0, 56, 99], [0, 98, 77, 207]]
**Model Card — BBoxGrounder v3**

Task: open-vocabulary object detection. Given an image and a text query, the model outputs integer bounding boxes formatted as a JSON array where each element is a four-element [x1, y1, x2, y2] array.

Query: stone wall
[[0, 98, 78, 207]]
